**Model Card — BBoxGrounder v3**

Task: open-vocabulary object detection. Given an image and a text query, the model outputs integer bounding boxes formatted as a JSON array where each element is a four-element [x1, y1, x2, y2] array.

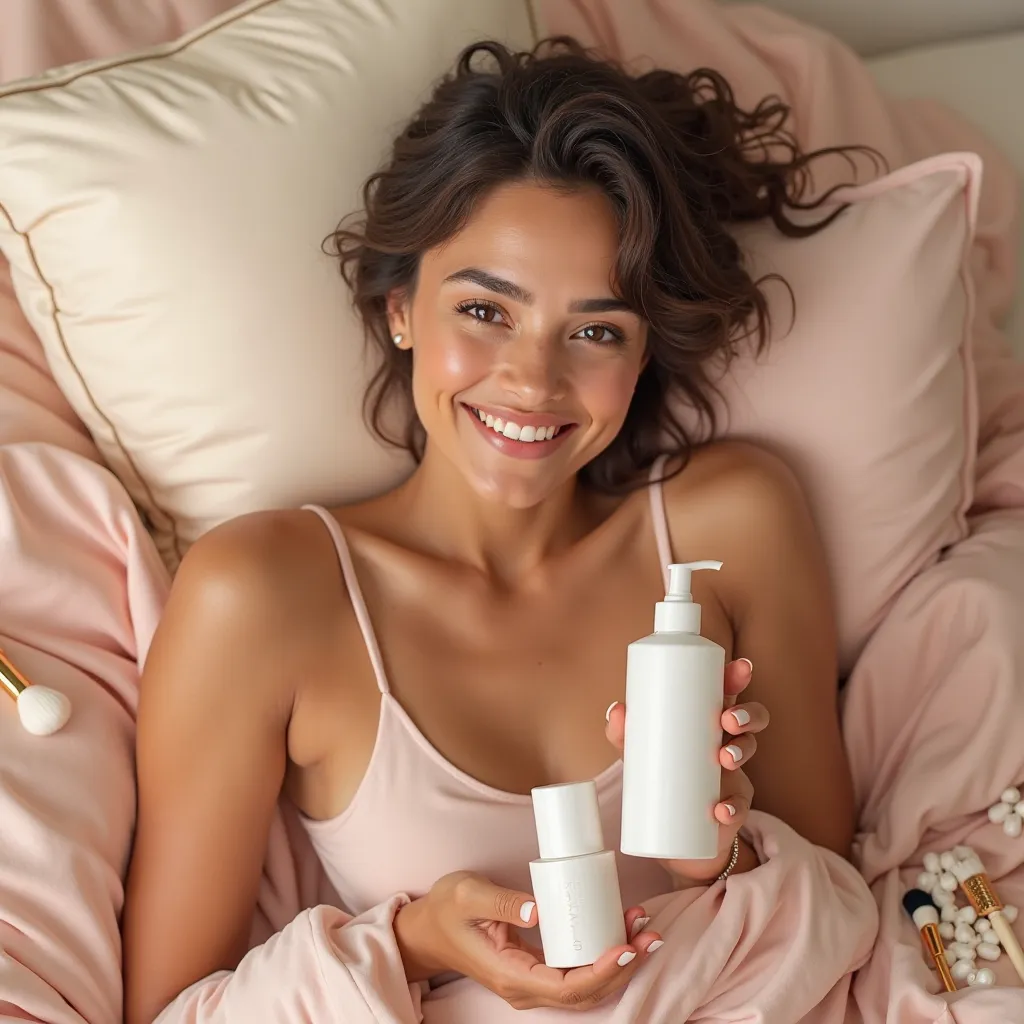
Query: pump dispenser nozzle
[[654, 560, 722, 633]]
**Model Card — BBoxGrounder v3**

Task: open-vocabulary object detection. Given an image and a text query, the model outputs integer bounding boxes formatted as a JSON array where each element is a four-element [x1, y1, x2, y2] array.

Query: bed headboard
[[721, 0, 1024, 55]]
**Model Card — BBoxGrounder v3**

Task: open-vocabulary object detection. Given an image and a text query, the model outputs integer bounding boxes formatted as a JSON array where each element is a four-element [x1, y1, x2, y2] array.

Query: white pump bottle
[[619, 561, 725, 861]]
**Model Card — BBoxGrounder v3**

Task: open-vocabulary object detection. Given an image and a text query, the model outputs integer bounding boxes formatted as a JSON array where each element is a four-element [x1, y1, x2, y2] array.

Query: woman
[[123, 38, 858, 1023]]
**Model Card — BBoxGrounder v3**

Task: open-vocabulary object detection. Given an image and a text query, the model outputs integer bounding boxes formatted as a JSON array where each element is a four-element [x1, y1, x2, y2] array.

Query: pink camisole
[[299, 461, 675, 915]]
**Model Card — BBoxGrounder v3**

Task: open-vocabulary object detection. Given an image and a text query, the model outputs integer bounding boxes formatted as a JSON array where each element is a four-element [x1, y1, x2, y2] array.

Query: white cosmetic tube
[[529, 781, 626, 968]]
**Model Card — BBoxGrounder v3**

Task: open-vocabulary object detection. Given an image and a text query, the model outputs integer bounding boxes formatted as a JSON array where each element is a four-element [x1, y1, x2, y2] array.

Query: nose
[[498, 333, 565, 406]]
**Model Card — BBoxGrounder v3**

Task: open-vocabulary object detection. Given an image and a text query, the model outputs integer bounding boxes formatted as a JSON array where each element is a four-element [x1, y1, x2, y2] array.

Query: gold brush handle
[[921, 923, 957, 992], [0, 646, 30, 700]]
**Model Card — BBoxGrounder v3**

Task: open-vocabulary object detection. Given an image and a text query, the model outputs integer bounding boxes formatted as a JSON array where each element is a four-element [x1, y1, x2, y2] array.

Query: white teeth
[[471, 407, 565, 442]]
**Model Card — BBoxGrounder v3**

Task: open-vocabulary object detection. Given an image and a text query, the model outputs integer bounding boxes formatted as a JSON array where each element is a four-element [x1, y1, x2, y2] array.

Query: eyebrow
[[444, 267, 633, 315]]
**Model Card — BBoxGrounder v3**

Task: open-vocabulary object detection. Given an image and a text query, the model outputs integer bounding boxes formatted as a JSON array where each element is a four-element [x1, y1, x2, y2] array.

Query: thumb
[[604, 700, 625, 750], [460, 875, 537, 927]]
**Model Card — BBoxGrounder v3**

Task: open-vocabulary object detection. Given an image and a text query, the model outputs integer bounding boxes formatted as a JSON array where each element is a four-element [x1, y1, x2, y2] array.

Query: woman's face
[[391, 181, 648, 508]]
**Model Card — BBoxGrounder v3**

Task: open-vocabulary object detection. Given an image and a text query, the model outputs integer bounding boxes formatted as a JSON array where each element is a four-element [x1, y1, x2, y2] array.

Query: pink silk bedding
[[1, 1, 1024, 1022]]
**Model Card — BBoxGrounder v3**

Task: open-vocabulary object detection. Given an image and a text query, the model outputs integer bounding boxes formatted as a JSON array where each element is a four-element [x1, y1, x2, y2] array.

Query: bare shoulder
[[144, 508, 346, 712], [659, 441, 827, 620], [170, 508, 340, 625], [661, 440, 810, 540]]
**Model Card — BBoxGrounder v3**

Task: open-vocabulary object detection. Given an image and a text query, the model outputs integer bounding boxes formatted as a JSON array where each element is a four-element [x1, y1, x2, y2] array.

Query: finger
[[604, 700, 625, 750], [493, 912, 651, 1008], [456, 875, 538, 927], [490, 954, 567, 1004], [501, 931, 547, 961], [634, 931, 665, 955], [722, 701, 768, 736], [499, 947, 627, 1010], [720, 734, 757, 769], [555, 944, 643, 1007], [624, 905, 649, 941], [497, 943, 550, 969], [724, 658, 753, 699], [560, 929, 665, 1007], [715, 795, 749, 826]]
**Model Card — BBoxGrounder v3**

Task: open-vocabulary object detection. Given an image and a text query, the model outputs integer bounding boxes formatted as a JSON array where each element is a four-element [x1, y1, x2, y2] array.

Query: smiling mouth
[[465, 406, 573, 444]]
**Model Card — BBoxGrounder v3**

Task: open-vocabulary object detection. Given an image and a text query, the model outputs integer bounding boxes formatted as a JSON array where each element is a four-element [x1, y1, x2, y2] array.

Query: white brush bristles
[[17, 685, 72, 736], [951, 855, 986, 884], [911, 905, 939, 929]]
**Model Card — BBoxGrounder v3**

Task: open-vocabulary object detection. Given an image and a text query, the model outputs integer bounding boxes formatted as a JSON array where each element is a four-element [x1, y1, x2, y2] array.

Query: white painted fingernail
[[738, 658, 753, 675], [617, 951, 636, 967], [724, 803, 737, 818], [519, 901, 535, 923], [629, 916, 650, 940], [604, 701, 619, 722], [730, 708, 750, 727], [647, 940, 664, 953], [725, 744, 743, 763]]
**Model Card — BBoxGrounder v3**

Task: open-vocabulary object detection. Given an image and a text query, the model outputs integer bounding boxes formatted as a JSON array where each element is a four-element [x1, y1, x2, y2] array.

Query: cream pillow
[[0, 0, 536, 567], [0, 0, 976, 670]]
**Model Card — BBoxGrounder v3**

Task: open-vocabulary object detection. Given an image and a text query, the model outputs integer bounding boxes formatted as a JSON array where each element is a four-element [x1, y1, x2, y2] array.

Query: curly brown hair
[[328, 38, 878, 491]]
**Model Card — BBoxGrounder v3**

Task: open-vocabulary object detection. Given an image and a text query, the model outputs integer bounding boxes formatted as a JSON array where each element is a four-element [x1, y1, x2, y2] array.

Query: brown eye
[[457, 301, 507, 325], [574, 323, 623, 345]]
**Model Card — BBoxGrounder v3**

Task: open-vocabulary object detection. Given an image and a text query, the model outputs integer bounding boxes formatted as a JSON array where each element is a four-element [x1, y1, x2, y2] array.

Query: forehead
[[425, 181, 621, 294]]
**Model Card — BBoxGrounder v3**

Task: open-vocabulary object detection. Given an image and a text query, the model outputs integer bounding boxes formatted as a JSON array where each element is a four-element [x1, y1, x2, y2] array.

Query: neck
[[393, 443, 590, 586]]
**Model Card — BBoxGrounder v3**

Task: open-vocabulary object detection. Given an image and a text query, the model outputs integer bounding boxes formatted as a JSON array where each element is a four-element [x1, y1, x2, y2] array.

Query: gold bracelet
[[716, 835, 741, 883]]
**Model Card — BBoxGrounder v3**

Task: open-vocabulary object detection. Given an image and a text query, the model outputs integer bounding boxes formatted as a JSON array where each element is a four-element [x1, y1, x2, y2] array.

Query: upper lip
[[463, 402, 576, 429]]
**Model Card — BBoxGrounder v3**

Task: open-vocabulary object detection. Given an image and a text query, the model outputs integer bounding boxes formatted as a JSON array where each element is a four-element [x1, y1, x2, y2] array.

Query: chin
[[465, 463, 569, 510]]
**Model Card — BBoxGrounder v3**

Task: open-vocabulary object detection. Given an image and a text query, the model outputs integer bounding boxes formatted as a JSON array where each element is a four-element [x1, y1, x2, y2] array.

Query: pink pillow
[[682, 154, 979, 670]]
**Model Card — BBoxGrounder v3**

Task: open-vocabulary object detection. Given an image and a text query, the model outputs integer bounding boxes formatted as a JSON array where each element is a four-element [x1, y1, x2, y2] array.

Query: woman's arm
[[123, 514, 310, 1024], [669, 443, 855, 858]]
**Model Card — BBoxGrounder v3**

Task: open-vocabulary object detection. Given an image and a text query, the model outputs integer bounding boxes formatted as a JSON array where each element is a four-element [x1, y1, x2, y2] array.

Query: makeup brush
[[0, 646, 71, 736], [951, 853, 1024, 986], [903, 888, 957, 992]]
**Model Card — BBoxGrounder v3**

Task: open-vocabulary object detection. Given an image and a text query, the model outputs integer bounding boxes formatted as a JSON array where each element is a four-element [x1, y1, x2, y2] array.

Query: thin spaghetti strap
[[302, 505, 391, 695], [647, 456, 673, 591]]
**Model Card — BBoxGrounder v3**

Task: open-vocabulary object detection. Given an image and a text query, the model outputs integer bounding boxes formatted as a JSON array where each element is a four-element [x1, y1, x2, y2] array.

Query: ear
[[387, 288, 411, 347]]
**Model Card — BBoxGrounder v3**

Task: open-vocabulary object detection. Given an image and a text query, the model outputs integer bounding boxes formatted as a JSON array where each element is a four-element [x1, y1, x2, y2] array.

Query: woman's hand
[[394, 871, 662, 1010], [605, 658, 768, 888]]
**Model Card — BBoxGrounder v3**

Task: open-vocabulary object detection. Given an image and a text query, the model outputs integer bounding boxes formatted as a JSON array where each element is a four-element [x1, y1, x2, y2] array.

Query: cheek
[[578, 361, 643, 425], [413, 331, 489, 402]]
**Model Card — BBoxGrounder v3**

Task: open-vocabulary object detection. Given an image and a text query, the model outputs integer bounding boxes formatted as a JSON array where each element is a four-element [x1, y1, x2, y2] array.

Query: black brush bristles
[[903, 888, 936, 919]]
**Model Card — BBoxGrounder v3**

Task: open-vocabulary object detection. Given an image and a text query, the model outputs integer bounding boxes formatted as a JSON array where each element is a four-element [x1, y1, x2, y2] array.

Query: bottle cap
[[531, 780, 605, 860], [654, 560, 723, 633]]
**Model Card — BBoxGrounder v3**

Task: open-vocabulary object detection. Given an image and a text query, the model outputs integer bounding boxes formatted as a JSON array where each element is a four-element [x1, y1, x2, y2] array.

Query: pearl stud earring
[[392, 334, 404, 347]]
